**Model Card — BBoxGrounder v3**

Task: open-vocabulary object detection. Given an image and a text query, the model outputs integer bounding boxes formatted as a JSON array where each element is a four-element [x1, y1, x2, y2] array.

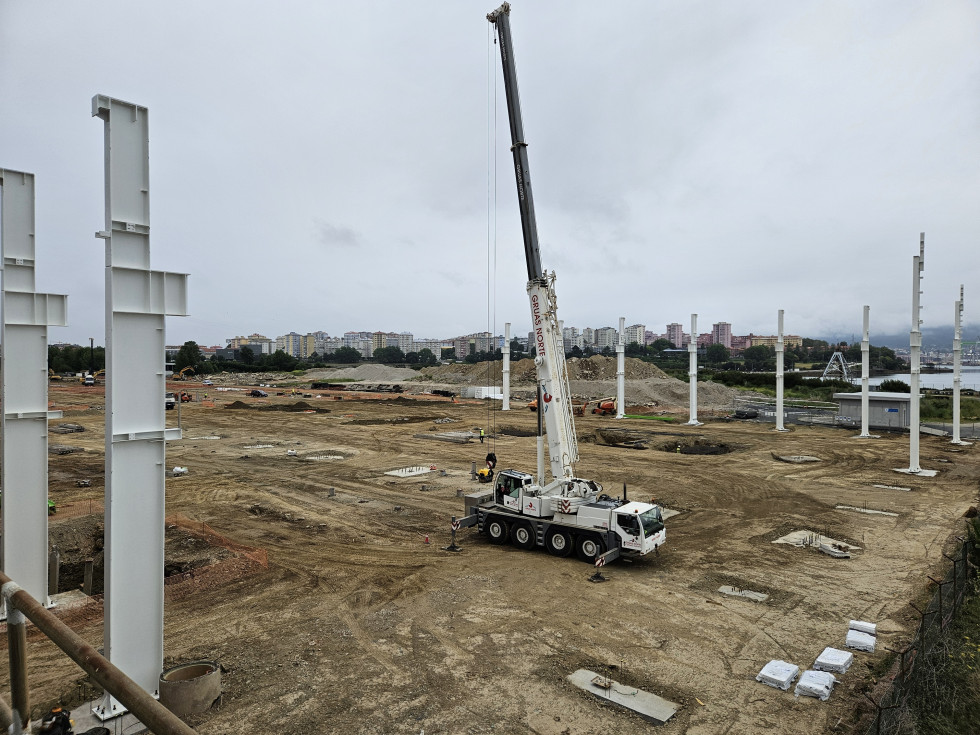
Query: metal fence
[[732, 396, 841, 426], [863, 535, 976, 734]]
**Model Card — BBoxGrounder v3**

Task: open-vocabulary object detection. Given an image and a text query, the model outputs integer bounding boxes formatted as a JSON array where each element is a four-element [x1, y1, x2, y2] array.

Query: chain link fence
[[862, 535, 976, 734]]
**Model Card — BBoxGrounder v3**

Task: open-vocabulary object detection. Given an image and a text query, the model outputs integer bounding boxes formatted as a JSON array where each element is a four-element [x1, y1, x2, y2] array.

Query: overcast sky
[[2, 1, 977, 347]]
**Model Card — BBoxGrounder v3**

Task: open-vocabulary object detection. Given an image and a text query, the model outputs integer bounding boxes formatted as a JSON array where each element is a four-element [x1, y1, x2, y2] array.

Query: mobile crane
[[456, 3, 665, 565]]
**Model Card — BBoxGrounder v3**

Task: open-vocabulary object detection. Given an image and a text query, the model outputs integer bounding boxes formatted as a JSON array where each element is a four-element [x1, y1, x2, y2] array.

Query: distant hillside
[[817, 323, 980, 350]]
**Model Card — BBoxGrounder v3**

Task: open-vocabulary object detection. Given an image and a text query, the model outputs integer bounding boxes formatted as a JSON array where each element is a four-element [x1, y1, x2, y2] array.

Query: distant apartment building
[[396, 332, 414, 354], [581, 327, 595, 347], [314, 336, 342, 355], [228, 333, 273, 354], [276, 332, 303, 357], [730, 335, 749, 352], [372, 332, 388, 353], [594, 327, 618, 350], [298, 334, 317, 358], [697, 332, 713, 347], [413, 338, 443, 356], [745, 333, 803, 348], [711, 322, 732, 348], [666, 323, 684, 348], [454, 332, 496, 358], [624, 324, 645, 346]]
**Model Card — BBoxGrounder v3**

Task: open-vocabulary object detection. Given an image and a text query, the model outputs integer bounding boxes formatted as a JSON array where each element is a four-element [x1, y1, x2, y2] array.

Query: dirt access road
[[9, 382, 979, 734]]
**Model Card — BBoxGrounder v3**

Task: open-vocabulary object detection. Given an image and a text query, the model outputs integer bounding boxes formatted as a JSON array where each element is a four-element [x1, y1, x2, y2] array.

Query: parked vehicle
[[248, 389, 268, 397], [165, 392, 176, 410]]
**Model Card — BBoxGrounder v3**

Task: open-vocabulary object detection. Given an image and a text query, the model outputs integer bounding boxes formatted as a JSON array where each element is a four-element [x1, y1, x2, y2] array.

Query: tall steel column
[[858, 305, 872, 438], [615, 317, 625, 419], [686, 314, 700, 426], [502, 322, 511, 411], [898, 234, 934, 476], [91, 95, 188, 719], [775, 310, 787, 432], [0, 169, 68, 610], [952, 286, 969, 446]]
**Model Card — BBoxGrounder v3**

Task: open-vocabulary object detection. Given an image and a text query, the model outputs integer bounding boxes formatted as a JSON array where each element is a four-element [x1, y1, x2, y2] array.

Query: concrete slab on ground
[[567, 668, 679, 724]]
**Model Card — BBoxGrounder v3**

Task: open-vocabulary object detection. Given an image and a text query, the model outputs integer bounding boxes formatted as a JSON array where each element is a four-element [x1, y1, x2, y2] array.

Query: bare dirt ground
[[4, 378, 978, 734]]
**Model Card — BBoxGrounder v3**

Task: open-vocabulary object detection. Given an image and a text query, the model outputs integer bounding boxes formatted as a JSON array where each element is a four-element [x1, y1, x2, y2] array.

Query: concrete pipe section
[[159, 660, 221, 716]]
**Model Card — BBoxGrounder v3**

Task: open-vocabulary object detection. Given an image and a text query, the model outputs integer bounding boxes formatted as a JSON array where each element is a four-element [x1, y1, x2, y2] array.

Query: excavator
[[456, 4, 665, 565], [171, 366, 195, 381]]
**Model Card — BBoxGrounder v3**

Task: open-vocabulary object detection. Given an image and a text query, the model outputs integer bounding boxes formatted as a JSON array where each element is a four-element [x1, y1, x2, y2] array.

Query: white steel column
[[686, 314, 701, 425], [897, 234, 934, 476], [0, 169, 68, 611], [858, 305, 872, 438], [92, 95, 188, 720], [615, 317, 625, 419], [952, 286, 970, 445], [775, 310, 787, 431], [502, 322, 511, 411]]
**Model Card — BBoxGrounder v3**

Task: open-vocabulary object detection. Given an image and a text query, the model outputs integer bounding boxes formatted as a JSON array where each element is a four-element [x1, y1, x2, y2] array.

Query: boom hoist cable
[[485, 19, 498, 460]]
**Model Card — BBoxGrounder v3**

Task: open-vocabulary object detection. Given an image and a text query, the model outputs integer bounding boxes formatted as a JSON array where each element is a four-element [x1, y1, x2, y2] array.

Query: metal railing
[[1, 571, 196, 735]]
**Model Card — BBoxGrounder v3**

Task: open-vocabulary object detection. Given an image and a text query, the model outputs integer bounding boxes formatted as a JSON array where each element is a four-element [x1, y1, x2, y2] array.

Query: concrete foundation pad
[[893, 467, 938, 477], [384, 466, 432, 477], [772, 453, 820, 463], [719, 585, 769, 602], [661, 508, 681, 521], [772, 530, 861, 553], [872, 484, 911, 492], [567, 669, 679, 724], [836, 504, 898, 517]]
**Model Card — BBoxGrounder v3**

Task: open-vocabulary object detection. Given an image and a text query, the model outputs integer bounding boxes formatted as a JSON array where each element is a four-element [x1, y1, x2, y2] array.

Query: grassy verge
[[903, 519, 980, 733]]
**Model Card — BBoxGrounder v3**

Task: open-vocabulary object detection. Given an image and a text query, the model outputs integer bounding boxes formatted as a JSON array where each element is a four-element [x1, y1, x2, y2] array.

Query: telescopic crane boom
[[488, 2, 578, 484], [456, 4, 666, 565]]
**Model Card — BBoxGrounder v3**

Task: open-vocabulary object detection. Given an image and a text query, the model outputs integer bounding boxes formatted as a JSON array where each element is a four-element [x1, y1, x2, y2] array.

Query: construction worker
[[479, 428, 485, 443]]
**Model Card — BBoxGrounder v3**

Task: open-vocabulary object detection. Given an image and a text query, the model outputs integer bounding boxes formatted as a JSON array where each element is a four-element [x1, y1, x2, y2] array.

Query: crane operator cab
[[613, 503, 666, 554], [494, 469, 533, 512]]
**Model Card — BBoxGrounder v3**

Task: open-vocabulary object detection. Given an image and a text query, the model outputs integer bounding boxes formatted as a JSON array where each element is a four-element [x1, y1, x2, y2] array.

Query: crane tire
[[486, 516, 509, 545], [511, 521, 536, 550], [575, 534, 605, 563], [545, 528, 573, 557]]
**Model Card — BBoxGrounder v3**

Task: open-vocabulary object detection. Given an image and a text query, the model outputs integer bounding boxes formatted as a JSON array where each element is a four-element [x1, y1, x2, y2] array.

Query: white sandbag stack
[[846, 620, 877, 652], [795, 670, 837, 701], [813, 647, 853, 674], [756, 660, 800, 691]]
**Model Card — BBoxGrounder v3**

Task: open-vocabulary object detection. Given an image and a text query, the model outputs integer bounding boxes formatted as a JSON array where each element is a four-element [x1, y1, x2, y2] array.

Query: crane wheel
[[575, 534, 605, 563], [511, 522, 536, 550], [545, 528, 572, 557], [486, 516, 509, 545]]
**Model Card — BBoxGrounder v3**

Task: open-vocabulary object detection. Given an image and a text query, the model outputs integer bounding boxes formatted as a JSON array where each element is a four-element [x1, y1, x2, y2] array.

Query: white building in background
[[581, 327, 595, 347], [595, 327, 618, 351], [413, 339, 443, 356], [711, 321, 732, 348], [666, 323, 684, 347], [624, 323, 645, 346], [314, 335, 342, 355], [276, 332, 303, 357], [396, 331, 414, 354]]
